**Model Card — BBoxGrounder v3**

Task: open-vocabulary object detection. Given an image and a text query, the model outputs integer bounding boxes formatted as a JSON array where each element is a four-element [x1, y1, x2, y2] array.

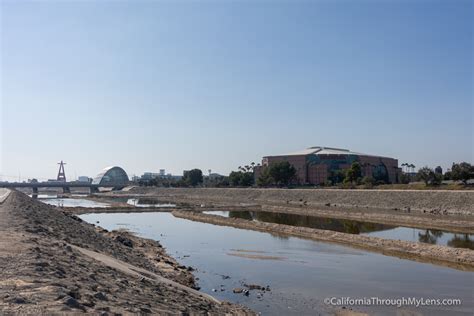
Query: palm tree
[[447, 234, 474, 250], [418, 229, 443, 244]]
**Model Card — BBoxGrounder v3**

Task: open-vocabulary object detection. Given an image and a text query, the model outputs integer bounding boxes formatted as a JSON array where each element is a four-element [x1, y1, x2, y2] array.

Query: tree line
[[416, 162, 473, 186], [136, 161, 473, 188]]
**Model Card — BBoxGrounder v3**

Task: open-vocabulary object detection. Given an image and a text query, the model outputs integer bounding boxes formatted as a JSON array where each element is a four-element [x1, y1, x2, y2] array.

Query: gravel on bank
[[172, 211, 474, 272], [0, 191, 253, 315]]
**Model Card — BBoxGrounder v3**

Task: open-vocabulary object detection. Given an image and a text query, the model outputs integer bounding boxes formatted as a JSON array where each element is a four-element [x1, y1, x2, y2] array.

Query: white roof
[[268, 146, 392, 159]]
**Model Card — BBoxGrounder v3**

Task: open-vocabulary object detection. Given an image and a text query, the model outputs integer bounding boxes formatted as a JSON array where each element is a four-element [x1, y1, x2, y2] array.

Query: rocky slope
[[0, 190, 253, 315]]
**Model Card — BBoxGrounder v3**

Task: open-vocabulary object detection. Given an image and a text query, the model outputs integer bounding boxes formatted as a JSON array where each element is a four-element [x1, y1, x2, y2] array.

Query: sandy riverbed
[[0, 190, 252, 314], [124, 187, 474, 216]]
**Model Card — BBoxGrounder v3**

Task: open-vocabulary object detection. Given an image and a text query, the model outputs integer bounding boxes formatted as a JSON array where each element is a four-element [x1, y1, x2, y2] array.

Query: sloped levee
[[129, 187, 474, 215]]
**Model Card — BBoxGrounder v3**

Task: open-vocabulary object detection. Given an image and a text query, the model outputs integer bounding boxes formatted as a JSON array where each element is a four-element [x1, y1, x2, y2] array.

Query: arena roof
[[268, 146, 393, 159]]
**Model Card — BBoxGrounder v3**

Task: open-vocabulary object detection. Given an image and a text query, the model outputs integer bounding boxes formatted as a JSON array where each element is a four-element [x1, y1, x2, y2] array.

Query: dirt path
[[70, 244, 220, 304], [0, 191, 252, 314], [0, 188, 10, 203]]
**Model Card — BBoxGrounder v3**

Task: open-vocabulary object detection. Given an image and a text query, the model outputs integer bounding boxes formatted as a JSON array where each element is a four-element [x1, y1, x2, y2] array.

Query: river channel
[[80, 211, 473, 315]]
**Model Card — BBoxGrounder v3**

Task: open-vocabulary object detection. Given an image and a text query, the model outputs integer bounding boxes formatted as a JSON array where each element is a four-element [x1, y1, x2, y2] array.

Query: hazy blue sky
[[1, 0, 472, 181]]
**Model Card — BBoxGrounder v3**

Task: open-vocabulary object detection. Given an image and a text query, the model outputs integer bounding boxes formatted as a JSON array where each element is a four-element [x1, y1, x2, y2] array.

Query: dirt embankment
[[0, 191, 253, 315], [259, 205, 474, 234], [127, 187, 474, 216], [173, 211, 474, 272]]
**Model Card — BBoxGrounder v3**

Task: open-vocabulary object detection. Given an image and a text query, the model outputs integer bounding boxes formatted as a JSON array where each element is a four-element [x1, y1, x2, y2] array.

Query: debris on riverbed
[[233, 288, 244, 294]]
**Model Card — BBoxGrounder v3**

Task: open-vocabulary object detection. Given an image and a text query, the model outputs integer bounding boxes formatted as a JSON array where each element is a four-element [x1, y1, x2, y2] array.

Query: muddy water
[[80, 212, 473, 316], [204, 211, 474, 249]]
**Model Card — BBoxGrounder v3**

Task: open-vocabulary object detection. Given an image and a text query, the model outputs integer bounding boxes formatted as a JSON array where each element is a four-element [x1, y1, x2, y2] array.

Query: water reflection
[[418, 229, 444, 244], [79, 212, 474, 316], [225, 211, 394, 234], [206, 211, 474, 249], [447, 234, 474, 250]]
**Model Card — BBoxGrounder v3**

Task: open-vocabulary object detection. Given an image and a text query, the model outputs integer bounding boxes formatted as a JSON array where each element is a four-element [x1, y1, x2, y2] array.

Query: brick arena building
[[256, 146, 401, 185]]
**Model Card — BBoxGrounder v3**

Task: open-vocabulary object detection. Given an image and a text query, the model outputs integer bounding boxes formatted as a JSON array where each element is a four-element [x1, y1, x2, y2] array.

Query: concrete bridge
[[0, 165, 130, 195], [0, 182, 125, 194]]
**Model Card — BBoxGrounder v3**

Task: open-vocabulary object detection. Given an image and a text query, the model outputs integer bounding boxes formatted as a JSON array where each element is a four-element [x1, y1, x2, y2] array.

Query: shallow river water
[[203, 210, 474, 249], [41, 198, 111, 208], [80, 212, 473, 315]]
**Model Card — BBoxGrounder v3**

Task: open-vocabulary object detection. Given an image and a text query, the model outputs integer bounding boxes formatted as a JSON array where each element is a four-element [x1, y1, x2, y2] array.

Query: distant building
[[139, 171, 182, 182], [255, 146, 401, 184], [141, 172, 160, 180], [77, 176, 91, 183], [208, 173, 224, 180]]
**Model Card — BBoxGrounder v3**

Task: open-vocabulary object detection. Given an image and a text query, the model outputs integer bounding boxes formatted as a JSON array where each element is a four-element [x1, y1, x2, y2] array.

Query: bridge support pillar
[[32, 187, 38, 198], [63, 186, 71, 194], [90, 187, 99, 194]]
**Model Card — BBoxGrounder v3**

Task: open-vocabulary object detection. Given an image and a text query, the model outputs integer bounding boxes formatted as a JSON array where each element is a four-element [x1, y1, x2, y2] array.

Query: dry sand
[[124, 187, 474, 216], [0, 190, 253, 315]]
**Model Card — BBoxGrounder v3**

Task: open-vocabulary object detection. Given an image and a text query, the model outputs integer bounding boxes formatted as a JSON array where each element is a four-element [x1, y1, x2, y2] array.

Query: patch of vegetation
[[228, 164, 257, 187], [257, 161, 297, 187], [343, 162, 362, 185], [416, 166, 443, 186], [451, 162, 473, 185], [182, 169, 203, 187]]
